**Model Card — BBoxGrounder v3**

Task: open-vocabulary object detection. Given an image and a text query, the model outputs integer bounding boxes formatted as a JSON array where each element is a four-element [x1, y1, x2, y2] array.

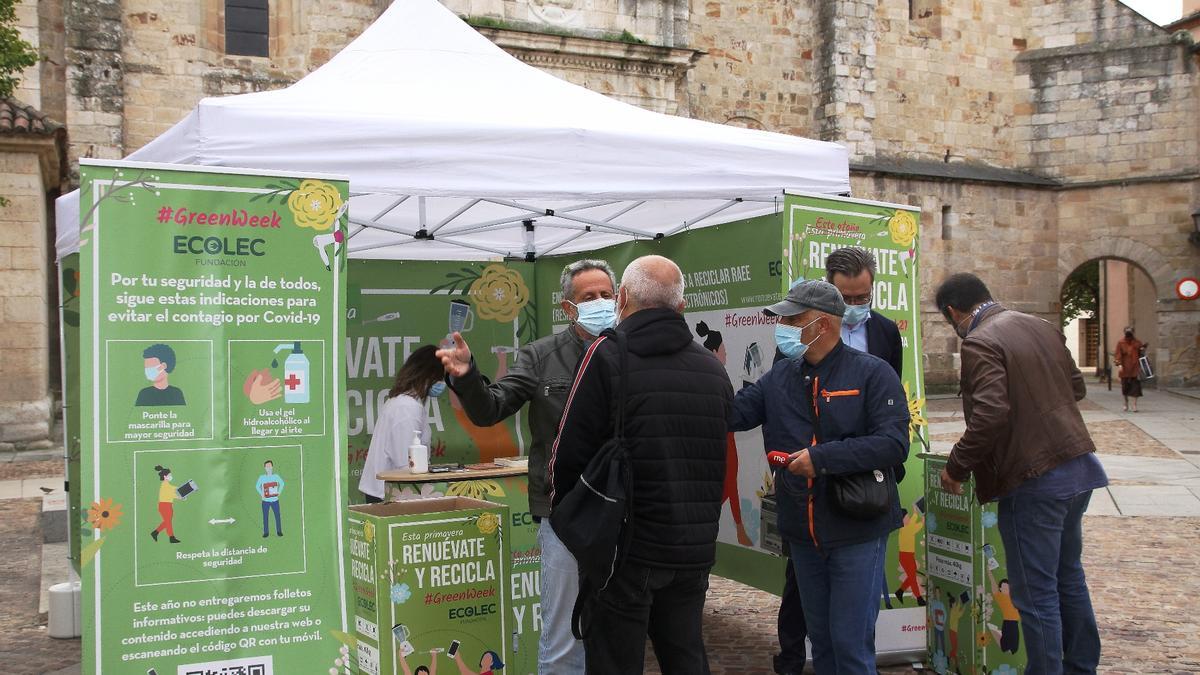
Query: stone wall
[[1014, 34, 1199, 182], [872, 0, 1026, 167], [64, 0, 124, 172], [0, 146, 54, 446], [850, 172, 1060, 390], [684, 1, 817, 137]]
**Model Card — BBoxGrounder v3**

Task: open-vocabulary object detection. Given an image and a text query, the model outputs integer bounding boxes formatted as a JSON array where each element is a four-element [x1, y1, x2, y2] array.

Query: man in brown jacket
[[935, 273, 1107, 675]]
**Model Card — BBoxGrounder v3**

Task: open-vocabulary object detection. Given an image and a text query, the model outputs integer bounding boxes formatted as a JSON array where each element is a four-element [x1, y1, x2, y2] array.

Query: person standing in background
[[1113, 327, 1145, 412]]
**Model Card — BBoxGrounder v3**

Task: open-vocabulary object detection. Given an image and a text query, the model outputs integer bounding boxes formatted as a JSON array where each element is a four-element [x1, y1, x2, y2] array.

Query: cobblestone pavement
[[0, 498, 80, 675]]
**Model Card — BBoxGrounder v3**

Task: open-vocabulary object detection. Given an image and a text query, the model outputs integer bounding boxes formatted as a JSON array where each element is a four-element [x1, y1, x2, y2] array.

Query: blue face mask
[[428, 381, 446, 398], [570, 298, 617, 336], [145, 365, 162, 381], [843, 303, 871, 327], [774, 317, 821, 359]]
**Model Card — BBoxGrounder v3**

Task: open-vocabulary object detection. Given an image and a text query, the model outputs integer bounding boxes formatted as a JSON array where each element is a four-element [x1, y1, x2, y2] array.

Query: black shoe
[[917, 596, 927, 606], [263, 532, 269, 538], [169, 536, 181, 544], [150, 529, 159, 542], [277, 531, 283, 537], [895, 587, 905, 603]]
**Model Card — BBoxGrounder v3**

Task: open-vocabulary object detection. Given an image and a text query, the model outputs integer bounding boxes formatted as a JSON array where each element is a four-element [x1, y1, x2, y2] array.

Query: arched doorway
[[1060, 258, 1158, 388]]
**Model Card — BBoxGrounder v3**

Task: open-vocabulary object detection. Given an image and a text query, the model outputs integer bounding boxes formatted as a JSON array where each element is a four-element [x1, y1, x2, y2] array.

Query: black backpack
[[548, 330, 633, 639]]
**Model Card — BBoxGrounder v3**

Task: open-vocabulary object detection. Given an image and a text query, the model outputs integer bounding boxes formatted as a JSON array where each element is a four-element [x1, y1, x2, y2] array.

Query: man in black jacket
[[550, 255, 733, 675], [774, 247, 905, 674]]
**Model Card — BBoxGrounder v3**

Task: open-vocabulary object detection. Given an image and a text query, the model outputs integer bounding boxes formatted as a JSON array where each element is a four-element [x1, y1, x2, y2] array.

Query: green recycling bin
[[922, 453, 1026, 675]]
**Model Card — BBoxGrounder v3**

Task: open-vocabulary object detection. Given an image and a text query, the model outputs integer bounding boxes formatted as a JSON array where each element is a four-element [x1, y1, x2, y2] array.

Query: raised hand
[[435, 332, 473, 378]]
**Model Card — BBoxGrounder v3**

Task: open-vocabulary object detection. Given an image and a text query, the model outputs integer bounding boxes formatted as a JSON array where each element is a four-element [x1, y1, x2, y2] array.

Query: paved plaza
[[4, 385, 1199, 674]]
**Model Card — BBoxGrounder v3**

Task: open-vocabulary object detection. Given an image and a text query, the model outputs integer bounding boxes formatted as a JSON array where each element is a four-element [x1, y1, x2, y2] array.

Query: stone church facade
[[1, 0, 1197, 442]]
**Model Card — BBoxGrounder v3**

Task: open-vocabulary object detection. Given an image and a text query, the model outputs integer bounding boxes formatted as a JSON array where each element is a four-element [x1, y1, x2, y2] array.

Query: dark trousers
[[997, 490, 1101, 674], [775, 561, 808, 673], [261, 500, 282, 535], [583, 562, 711, 675]]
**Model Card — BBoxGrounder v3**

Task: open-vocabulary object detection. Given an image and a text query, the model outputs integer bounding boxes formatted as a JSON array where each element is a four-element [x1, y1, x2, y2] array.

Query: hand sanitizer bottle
[[274, 341, 310, 404], [409, 430, 429, 474]]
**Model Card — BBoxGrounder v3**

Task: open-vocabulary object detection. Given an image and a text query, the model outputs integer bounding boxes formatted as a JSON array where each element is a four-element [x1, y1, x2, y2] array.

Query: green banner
[[346, 259, 540, 674], [783, 192, 929, 650], [539, 216, 792, 592], [79, 160, 350, 673]]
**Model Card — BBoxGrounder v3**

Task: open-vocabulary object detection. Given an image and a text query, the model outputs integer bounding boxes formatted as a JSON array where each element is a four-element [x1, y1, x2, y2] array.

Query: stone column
[[0, 121, 65, 448], [65, 0, 124, 176], [813, 0, 877, 161]]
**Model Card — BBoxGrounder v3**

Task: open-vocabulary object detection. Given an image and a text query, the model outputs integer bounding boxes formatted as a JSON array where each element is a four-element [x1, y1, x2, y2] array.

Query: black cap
[[763, 279, 846, 317]]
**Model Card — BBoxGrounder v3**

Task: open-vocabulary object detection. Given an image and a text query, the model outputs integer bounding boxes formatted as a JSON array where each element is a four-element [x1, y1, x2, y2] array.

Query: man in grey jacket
[[436, 259, 616, 673]]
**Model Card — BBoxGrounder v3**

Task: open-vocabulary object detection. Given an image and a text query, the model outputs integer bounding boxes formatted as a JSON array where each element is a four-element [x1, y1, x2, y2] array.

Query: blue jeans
[[537, 519, 585, 673], [997, 490, 1101, 675], [789, 536, 886, 675], [261, 500, 281, 535]]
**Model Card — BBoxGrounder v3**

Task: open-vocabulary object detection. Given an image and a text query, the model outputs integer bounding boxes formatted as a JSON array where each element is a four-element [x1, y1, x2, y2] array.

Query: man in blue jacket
[[731, 280, 909, 674]]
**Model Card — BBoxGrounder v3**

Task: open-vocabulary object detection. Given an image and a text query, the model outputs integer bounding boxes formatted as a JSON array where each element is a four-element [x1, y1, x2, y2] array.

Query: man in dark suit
[[773, 246, 904, 675]]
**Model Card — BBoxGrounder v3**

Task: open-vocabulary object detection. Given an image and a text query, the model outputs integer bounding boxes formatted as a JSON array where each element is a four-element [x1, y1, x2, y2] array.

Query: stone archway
[[1058, 236, 1200, 389], [1057, 236, 1175, 297]]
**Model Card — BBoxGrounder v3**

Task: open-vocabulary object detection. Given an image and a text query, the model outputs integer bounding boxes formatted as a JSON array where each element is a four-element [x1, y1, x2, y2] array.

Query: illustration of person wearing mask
[[256, 460, 285, 537], [136, 344, 186, 407], [150, 464, 182, 543]]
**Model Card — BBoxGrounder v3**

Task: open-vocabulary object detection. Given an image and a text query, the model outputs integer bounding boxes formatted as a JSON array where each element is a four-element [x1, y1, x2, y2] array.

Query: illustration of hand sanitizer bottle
[[274, 341, 310, 404]]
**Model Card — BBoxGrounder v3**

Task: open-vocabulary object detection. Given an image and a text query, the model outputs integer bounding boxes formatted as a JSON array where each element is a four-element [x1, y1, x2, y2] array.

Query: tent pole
[[664, 199, 742, 237], [370, 195, 410, 222], [428, 198, 482, 236]]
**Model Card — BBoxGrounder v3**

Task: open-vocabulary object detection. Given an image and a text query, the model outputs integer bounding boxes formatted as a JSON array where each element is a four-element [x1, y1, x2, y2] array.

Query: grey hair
[[825, 247, 876, 282], [620, 255, 685, 309], [560, 259, 617, 302]]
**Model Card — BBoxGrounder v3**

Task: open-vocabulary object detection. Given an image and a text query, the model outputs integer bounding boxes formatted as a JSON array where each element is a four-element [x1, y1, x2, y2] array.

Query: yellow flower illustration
[[287, 179, 344, 231], [467, 265, 530, 323], [476, 512, 501, 536], [87, 497, 123, 531], [887, 210, 918, 249], [363, 521, 375, 544], [904, 382, 927, 442], [446, 479, 506, 501]]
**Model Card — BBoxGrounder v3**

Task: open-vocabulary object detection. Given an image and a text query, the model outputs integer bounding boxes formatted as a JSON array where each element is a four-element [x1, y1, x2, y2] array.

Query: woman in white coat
[[359, 345, 445, 503]]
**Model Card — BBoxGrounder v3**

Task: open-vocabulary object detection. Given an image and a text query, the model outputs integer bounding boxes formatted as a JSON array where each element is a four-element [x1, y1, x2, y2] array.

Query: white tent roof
[[55, 0, 848, 261]]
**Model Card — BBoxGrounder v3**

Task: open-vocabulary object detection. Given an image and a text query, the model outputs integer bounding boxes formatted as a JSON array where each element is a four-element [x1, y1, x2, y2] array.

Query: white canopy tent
[[55, 0, 849, 261]]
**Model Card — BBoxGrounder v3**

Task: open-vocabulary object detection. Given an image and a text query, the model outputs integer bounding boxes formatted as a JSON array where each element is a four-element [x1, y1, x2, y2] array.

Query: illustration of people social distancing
[[137, 343, 186, 406], [256, 460, 284, 538]]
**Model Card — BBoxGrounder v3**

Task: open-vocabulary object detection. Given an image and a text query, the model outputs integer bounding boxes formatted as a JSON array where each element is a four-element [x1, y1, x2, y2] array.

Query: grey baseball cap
[[763, 279, 846, 317]]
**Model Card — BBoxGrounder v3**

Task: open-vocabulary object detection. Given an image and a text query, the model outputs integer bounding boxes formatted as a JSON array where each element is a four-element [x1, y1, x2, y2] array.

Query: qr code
[[178, 655, 273, 675], [184, 667, 267, 675]]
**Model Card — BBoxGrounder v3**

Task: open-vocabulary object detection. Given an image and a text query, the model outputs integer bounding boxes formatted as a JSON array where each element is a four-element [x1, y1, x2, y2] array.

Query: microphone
[[766, 451, 793, 468]]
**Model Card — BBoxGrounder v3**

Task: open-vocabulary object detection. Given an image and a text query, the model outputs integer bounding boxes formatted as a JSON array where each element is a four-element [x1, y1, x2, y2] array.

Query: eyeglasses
[[843, 292, 872, 305]]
